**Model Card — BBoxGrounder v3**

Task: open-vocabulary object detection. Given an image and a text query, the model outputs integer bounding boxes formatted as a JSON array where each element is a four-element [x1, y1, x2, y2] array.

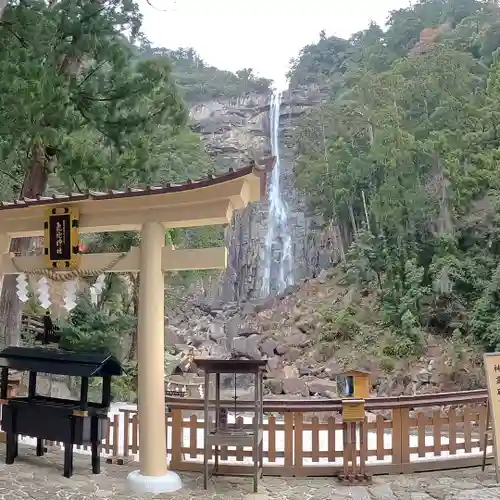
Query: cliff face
[[188, 85, 339, 301], [189, 94, 269, 169]]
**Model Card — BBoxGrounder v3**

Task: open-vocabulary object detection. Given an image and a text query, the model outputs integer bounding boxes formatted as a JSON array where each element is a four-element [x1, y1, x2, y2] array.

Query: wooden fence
[[15, 389, 495, 476]]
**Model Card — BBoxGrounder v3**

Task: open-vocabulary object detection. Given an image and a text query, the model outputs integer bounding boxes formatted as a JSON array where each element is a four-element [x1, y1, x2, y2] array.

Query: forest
[[291, 0, 500, 357]]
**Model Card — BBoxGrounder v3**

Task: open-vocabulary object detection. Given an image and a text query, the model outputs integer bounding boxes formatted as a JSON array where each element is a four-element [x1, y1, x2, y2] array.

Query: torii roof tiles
[[0, 158, 274, 211]]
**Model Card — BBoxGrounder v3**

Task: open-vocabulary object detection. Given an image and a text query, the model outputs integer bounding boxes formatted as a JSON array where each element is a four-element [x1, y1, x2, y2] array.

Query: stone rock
[[275, 343, 289, 355], [282, 378, 308, 396], [241, 302, 256, 316], [253, 297, 275, 313], [209, 322, 225, 342], [266, 378, 284, 395], [260, 338, 278, 357], [295, 317, 317, 334], [288, 332, 310, 348], [324, 359, 342, 379], [266, 356, 280, 371], [225, 316, 240, 341], [283, 347, 302, 362], [413, 368, 431, 384], [238, 330, 258, 338], [307, 378, 338, 397], [283, 365, 299, 378], [232, 336, 261, 360], [317, 268, 330, 284]]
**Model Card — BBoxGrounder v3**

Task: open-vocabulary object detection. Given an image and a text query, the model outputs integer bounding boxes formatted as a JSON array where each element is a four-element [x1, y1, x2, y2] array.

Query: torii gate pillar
[[127, 220, 182, 492]]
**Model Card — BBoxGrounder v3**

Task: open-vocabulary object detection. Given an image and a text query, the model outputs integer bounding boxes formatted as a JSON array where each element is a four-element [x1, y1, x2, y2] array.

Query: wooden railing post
[[169, 408, 183, 469], [392, 406, 410, 473], [294, 412, 304, 476], [283, 412, 294, 475], [391, 407, 403, 473]]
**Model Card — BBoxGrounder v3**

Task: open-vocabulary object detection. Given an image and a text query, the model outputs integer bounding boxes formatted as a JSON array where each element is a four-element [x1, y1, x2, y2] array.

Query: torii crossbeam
[[0, 159, 273, 493], [2, 246, 227, 274]]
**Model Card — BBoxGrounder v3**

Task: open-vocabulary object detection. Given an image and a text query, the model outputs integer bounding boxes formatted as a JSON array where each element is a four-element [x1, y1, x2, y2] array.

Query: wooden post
[[483, 400, 490, 472], [0, 367, 8, 399], [350, 422, 357, 479], [102, 376, 111, 407], [203, 370, 210, 490], [80, 377, 89, 411], [359, 421, 366, 478], [91, 416, 100, 474], [28, 371, 36, 398], [342, 422, 349, 479]]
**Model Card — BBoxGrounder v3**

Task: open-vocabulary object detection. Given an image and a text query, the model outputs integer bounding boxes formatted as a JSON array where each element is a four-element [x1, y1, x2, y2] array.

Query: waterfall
[[261, 90, 293, 296]]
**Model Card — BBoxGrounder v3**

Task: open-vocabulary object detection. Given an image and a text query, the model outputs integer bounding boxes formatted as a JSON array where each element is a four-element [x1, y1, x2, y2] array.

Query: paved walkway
[[0, 447, 498, 499]]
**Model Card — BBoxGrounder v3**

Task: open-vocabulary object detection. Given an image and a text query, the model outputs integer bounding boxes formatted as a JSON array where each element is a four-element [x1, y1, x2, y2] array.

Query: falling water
[[261, 90, 293, 296]]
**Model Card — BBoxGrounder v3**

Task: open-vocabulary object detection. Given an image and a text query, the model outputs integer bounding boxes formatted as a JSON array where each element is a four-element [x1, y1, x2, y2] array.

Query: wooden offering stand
[[0, 346, 122, 478], [337, 369, 372, 484], [195, 358, 266, 493]]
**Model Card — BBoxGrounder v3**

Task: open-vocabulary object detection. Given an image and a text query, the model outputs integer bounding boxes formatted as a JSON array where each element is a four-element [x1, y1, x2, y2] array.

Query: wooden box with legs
[[336, 369, 372, 484], [195, 358, 266, 494]]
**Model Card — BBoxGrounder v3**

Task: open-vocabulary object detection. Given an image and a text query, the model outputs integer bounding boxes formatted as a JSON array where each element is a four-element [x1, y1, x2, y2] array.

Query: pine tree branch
[[146, 0, 172, 12], [77, 85, 146, 102], [75, 102, 119, 146], [77, 61, 108, 88], [0, 167, 20, 183], [0, 21, 27, 47]]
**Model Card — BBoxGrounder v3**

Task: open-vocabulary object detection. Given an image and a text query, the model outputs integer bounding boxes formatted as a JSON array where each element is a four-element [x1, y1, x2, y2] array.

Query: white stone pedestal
[[126, 469, 182, 493]]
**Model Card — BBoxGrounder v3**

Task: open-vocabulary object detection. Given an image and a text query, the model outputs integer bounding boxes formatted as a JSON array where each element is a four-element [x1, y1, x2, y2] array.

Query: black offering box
[[0, 347, 122, 477]]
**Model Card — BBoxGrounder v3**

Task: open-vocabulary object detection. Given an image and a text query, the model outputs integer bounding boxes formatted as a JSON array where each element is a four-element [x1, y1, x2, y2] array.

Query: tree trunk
[[0, 0, 8, 20], [0, 148, 48, 346], [127, 274, 139, 362], [348, 203, 358, 239]]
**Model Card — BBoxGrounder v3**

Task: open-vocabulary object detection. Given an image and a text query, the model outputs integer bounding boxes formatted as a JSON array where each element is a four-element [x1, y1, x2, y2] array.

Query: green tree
[[0, 0, 187, 345]]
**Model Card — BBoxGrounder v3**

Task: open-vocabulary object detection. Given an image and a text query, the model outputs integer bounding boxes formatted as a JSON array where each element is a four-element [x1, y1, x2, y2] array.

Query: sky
[[138, 0, 412, 89]]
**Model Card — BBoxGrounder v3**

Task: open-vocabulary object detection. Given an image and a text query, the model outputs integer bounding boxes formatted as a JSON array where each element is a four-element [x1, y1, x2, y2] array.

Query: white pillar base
[[126, 469, 182, 493]]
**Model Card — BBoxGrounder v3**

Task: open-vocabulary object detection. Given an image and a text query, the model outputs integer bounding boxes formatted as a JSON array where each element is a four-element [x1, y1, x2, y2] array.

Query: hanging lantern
[[37, 277, 51, 309], [90, 274, 106, 305], [63, 279, 78, 312], [16, 274, 29, 303]]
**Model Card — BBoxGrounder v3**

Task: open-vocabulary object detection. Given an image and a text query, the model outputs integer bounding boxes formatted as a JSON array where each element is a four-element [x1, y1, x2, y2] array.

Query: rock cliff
[[188, 85, 338, 301]]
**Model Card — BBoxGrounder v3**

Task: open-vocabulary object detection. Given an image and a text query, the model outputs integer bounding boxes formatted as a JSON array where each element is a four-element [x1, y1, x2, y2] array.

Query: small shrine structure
[[0, 159, 272, 493]]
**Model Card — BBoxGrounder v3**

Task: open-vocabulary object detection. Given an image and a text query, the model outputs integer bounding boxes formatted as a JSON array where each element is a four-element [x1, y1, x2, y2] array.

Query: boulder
[[208, 321, 226, 342], [307, 378, 338, 397], [275, 343, 289, 355], [266, 378, 284, 395], [283, 365, 299, 378], [266, 356, 280, 371], [288, 332, 310, 348], [283, 347, 302, 362], [260, 338, 278, 357], [282, 378, 308, 397], [232, 335, 261, 360]]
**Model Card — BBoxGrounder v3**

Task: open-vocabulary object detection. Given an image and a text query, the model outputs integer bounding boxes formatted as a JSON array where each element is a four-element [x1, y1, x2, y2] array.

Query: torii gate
[[0, 159, 272, 493]]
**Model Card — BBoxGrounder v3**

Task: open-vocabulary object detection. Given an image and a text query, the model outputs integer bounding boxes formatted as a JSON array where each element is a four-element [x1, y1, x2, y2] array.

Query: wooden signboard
[[483, 352, 500, 481], [342, 399, 365, 422], [43, 206, 81, 270]]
